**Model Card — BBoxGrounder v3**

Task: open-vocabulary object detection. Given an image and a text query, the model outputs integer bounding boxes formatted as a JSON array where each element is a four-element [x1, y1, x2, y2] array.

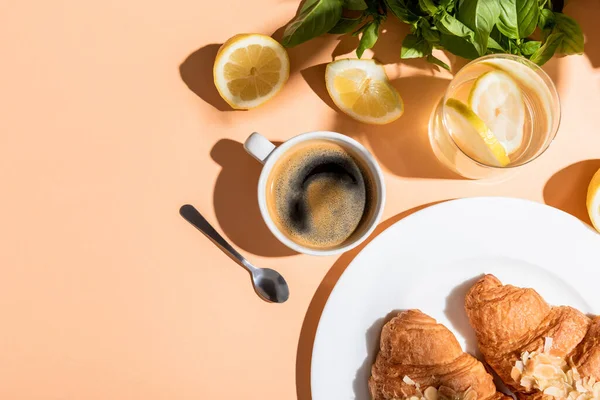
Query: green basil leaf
[[489, 28, 521, 54], [329, 16, 362, 33], [440, 0, 455, 10], [488, 36, 505, 51], [500, 33, 521, 55], [427, 54, 451, 70], [439, 33, 479, 59], [457, 0, 501, 55], [421, 23, 441, 42], [538, 8, 556, 31], [282, 0, 343, 47], [496, 0, 539, 39], [419, 0, 438, 15], [343, 0, 367, 10], [400, 33, 433, 58], [521, 40, 541, 55], [357, 21, 380, 58], [553, 12, 584, 54], [509, 38, 521, 54], [436, 11, 474, 39], [418, 16, 430, 29], [530, 32, 563, 65], [489, 26, 508, 50], [385, 0, 420, 23]]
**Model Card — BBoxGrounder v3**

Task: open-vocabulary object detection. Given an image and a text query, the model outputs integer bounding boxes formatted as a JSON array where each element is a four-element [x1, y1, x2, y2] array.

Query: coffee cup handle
[[244, 132, 276, 164]]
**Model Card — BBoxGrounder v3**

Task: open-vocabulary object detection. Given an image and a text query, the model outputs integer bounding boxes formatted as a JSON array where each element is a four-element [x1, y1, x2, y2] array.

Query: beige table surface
[[1, 0, 600, 399]]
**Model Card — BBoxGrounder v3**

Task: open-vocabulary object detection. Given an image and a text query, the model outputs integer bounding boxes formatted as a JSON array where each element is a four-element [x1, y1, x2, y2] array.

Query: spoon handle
[[180, 205, 254, 271]]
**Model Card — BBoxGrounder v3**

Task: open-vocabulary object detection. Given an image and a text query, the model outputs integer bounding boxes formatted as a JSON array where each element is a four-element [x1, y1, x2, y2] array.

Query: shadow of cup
[[211, 139, 296, 257]]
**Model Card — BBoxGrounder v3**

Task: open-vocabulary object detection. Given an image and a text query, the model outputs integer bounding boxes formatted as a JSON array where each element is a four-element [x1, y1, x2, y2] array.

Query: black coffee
[[266, 140, 374, 249]]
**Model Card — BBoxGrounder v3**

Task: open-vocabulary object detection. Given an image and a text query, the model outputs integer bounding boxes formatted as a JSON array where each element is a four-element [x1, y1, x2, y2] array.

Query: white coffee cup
[[244, 131, 386, 256]]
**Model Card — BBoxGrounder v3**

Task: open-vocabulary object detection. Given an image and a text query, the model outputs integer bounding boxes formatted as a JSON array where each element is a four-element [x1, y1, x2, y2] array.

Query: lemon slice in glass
[[484, 58, 553, 137], [445, 98, 510, 167], [468, 70, 525, 155], [325, 59, 403, 125], [213, 34, 289, 109], [587, 168, 600, 232]]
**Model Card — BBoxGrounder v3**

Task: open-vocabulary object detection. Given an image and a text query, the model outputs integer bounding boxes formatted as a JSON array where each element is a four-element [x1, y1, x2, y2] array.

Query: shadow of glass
[[444, 275, 484, 357], [211, 139, 297, 257], [179, 43, 234, 112], [328, 76, 464, 180], [298, 29, 465, 180], [295, 201, 448, 400], [543, 159, 600, 227]]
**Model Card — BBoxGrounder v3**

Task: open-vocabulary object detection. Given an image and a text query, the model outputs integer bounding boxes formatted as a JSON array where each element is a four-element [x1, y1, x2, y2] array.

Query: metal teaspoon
[[179, 204, 289, 303]]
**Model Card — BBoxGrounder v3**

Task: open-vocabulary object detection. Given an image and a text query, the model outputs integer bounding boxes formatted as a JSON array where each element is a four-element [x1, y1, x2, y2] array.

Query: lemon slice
[[587, 168, 600, 232], [325, 59, 403, 125], [445, 98, 510, 167], [468, 70, 525, 155], [213, 34, 289, 109], [485, 58, 553, 136]]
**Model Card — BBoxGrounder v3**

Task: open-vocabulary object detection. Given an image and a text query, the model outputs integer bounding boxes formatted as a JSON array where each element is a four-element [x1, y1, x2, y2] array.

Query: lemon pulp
[[445, 98, 510, 167], [326, 59, 403, 125], [468, 70, 526, 155], [213, 34, 289, 109]]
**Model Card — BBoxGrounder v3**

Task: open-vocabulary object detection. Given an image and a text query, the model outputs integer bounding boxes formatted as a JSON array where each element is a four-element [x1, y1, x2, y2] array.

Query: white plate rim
[[310, 196, 600, 400]]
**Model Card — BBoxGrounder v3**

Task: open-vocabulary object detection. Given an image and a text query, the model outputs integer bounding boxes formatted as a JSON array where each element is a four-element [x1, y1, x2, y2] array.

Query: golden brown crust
[[571, 316, 600, 380], [369, 309, 509, 400], [465, 274, 599, 395]]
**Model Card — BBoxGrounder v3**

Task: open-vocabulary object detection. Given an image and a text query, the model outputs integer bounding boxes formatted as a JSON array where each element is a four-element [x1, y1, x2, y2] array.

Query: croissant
[[369, 309, 510, 400], [465, 274, 600, 400]]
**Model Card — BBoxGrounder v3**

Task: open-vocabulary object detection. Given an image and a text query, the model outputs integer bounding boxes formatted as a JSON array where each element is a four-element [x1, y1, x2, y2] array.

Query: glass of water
[[429, 54, 560, 179]]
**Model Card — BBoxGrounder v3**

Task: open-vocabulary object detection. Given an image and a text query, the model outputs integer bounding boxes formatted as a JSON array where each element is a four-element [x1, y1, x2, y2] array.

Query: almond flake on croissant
[[369, 309, 510, 400], [465, 274, 600, 400]]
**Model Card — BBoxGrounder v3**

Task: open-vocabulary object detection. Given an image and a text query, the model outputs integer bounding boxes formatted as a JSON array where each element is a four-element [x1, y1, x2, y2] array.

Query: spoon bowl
[[253, 268, 290, 303]]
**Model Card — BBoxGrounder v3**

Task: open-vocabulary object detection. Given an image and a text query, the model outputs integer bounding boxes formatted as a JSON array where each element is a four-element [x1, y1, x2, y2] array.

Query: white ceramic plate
[[311, 197, 600, 400]]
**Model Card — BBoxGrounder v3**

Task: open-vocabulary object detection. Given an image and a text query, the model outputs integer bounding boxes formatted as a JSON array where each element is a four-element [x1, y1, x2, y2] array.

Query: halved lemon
[[325, 59, 403, 124], [213, 34, 290, 109], [468, 70, 526, 155], [445, 98, 510, 167], [587, 168, 600, 232]]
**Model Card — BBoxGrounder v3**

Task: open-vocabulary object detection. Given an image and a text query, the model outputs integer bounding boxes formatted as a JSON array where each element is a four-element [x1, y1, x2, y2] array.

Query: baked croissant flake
[[369, 309, 510, 400], [465, 274, 600, 400]]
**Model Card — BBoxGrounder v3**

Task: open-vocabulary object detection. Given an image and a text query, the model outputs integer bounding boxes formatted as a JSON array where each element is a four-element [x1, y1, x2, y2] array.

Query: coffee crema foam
[[267, 140, 373, 249]]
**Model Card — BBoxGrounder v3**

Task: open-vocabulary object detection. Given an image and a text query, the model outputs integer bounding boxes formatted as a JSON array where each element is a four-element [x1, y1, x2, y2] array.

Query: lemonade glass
[[429, 54, 561, 179]]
